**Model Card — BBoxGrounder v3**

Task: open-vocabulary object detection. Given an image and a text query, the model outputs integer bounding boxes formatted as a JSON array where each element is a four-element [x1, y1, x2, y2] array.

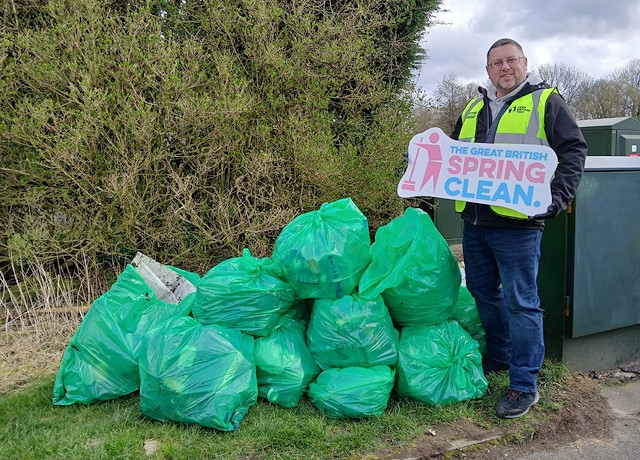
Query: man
[[450, 38, 587, 418]]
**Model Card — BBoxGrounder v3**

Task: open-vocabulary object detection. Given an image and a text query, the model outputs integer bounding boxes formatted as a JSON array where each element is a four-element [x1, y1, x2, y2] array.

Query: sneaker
[[482, 357, 509, 375], [495, 390, 540, 419]]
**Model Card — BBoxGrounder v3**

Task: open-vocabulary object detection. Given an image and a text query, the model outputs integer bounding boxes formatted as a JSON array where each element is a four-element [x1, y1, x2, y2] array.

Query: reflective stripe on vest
[[458, 98, 484, 142], [455, 88, 558, 219]]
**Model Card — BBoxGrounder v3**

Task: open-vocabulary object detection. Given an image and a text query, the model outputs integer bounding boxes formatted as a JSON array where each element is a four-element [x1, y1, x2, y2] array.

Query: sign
[[397, 128, 558, 217]]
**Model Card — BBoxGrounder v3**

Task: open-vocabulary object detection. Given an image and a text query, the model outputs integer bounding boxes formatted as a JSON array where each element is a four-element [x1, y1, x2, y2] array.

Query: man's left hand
[[529, 202, 560, 220]]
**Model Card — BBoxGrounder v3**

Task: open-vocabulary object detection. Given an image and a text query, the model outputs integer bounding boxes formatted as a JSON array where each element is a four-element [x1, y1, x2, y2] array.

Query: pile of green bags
[[53, 197, 488, 430], [139, 316, 256, 431], [52, 265, 195, 406], [192, 248, 296, 336]]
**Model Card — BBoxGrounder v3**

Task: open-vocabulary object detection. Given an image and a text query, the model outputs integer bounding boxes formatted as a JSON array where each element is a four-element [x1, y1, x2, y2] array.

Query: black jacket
[[450, 78, 588, 229]]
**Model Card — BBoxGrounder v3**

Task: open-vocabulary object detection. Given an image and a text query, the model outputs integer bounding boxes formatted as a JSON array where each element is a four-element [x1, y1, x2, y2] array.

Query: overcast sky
[[414, 0, 640, 96]]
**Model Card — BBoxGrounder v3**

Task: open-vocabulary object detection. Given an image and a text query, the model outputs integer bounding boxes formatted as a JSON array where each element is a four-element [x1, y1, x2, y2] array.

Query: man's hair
[[487, 38, 525, 61]]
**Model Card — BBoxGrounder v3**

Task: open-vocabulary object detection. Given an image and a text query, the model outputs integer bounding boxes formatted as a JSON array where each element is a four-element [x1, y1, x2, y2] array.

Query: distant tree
[[610, 59, 640, 118], [574, 79, 623, 120], [427, 74, 478, 133], [536, 62, 592, 117], [412, 91, 440, 134]]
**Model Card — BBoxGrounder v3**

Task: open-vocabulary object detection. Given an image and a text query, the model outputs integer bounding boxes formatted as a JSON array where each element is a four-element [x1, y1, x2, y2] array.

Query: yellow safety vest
[[455, 88, 558, 219]]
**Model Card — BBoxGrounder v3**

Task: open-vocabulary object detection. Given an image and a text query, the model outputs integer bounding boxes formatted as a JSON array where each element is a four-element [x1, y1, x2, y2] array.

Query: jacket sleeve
[[544, 93, 588, 212]]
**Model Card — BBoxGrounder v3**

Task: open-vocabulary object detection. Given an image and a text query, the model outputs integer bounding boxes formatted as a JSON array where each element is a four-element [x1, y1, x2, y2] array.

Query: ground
[[2, 253, 638, 459], [2, 319, 630, 460], [376, 368, 640, 460]]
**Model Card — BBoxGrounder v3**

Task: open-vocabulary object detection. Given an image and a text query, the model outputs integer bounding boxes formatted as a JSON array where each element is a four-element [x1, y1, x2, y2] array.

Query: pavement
[[513, 377, 640, 460]]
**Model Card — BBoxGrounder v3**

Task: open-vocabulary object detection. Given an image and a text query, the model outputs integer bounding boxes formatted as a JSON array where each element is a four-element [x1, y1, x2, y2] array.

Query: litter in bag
[[396, 320, 487, 406], [272, 198, 371, 300], [306, 294, 399, 370], [192, 248, 296, 336], [139, 316, 257, 431], [254, 314, 321, 408], [306, 366, 395, 418], [52, 265, 191, 405], [451, 286, 487, 356], [358, 207, 460, 326]]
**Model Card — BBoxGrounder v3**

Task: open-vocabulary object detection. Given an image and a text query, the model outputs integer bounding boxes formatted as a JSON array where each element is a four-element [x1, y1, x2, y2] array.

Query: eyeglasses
[[487, 56, 525, 69]]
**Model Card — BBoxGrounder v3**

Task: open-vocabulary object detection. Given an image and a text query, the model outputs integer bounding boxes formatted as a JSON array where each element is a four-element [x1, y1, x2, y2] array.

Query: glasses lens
[[489, 56, 522, 69]]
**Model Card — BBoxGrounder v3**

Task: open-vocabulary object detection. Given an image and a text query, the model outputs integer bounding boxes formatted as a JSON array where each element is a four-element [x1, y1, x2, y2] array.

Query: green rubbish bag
[[192, 248, 296, 337], [167, 265, 201, 287], [307, 366, 395, 418], [396, 320, 487, 406], [254, 314, 321, 408], [359, 207, 461, 327], [272, 197, 371, 300], [52, 265, 192, 405], [139, 316, 257, 431], [452, 286, 487, 356], [306, 294, 399, 370]]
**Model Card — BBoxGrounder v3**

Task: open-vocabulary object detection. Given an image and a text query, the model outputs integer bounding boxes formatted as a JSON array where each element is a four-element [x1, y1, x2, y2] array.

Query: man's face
[[486, 44, 528, 97]]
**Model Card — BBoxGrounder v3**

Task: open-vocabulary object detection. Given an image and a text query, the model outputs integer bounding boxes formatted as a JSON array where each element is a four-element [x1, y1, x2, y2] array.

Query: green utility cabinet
[[539, 156, 640, 371], [432, 198, 462, 244], [577, 117, 640, 156]]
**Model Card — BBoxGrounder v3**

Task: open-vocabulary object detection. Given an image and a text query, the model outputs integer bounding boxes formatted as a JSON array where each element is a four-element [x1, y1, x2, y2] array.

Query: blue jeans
[[462, 221, 545, 393]]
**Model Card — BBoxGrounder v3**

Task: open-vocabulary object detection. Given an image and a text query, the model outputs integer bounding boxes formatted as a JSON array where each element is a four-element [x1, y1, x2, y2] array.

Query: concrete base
[[547, 323, 640, 372]]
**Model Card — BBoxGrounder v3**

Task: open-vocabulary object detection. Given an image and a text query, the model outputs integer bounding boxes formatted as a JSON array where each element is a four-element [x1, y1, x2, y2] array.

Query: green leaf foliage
[[0, 0, 442, 273]]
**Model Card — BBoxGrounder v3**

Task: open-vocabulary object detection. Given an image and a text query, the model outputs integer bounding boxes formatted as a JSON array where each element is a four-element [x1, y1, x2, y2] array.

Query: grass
[[2, 372, 563, 460], [0, 366, 574, 460], [0, 257, 572, 459]]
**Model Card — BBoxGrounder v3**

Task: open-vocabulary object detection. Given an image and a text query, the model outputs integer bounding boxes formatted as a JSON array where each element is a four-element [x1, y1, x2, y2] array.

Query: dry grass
[[0, 323, 77, 392], [0, 257, 115, 393]]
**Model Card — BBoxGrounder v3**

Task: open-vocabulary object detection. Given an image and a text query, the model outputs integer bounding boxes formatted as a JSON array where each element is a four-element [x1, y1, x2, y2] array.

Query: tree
[[419, 73, 478, 134], [412, 92, 440, 134], [536, 62, 592, 118], [610, 59, 640, 118], [573, 78, 624, 120]]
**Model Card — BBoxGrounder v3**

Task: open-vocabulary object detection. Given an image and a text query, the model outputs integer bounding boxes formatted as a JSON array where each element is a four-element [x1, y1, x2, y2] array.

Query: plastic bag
[[192, 248, 296, 336], [139, 316, 257, 431], [359, 207, 460, 326], [306, 366, 395, 418], [272, 198, 371, 300], [396, 320, 487, 406], [452, 286, 487, 356], [52, 265, 191, 405], [254, 314, 321, 408], [306, 294, 399, 370]]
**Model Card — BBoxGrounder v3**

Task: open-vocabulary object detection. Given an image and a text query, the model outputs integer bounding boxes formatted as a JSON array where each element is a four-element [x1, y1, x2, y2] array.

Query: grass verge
[[1, 257, 573, 459], [0, 363, 572, 460]]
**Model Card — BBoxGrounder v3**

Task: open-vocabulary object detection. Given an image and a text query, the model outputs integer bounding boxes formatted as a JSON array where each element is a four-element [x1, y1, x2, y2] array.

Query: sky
[[414, 0, 640, 96]]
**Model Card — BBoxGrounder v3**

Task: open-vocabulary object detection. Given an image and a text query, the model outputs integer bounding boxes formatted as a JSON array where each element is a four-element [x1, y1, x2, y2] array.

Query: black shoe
[[482, 357, 509, 375], [495, 390, 540, 419]]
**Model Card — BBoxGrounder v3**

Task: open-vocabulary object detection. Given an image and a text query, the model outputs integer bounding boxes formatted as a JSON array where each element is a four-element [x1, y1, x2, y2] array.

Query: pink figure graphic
[[400, 136, 424, 191], [414, 131, 443, 191]]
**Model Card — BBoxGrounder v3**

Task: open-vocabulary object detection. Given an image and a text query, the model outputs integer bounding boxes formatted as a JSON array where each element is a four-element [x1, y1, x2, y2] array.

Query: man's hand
[[402, 151, 409, 163], [529, 202, 560, 220]]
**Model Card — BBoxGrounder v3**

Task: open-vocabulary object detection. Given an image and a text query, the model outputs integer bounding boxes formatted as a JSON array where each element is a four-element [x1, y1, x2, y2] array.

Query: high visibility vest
[[455, 87, 558, 219]]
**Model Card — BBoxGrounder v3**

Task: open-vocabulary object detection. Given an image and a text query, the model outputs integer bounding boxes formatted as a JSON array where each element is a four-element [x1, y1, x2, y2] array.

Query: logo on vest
[[398, 127, 558, 217], [508, 105, 531, 114]]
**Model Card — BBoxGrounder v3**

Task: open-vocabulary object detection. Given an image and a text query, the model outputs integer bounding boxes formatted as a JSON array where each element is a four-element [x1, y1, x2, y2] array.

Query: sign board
[[398, 128, 558, 217]]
